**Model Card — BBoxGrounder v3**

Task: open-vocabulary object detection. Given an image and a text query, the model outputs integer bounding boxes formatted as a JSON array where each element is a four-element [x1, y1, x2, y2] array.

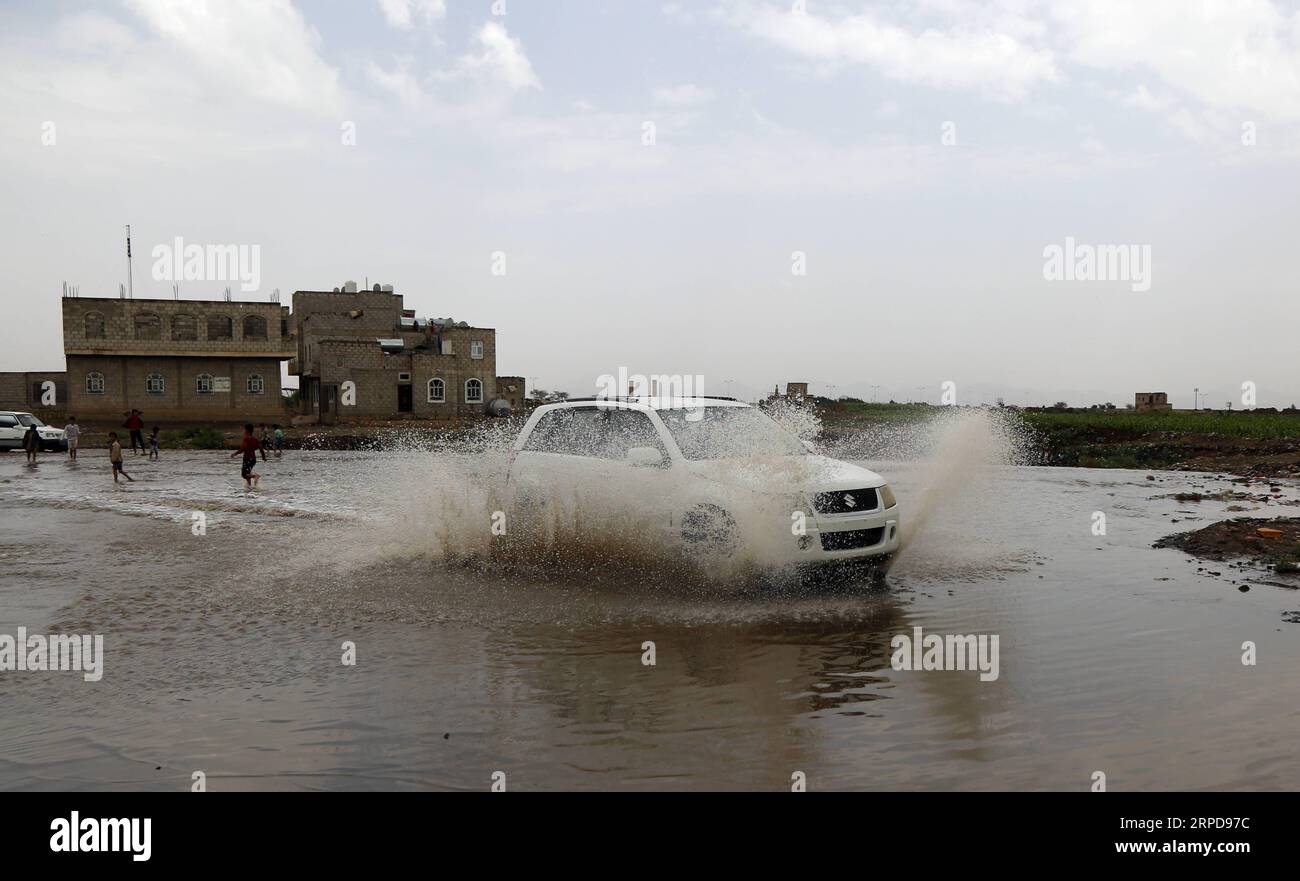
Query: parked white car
[[506, 397, 901, 567], [0, 412, 68, 452]]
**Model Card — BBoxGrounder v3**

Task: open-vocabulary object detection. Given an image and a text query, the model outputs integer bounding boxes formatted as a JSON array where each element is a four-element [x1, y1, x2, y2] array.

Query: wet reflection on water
[[1, 451, 1298, 790]]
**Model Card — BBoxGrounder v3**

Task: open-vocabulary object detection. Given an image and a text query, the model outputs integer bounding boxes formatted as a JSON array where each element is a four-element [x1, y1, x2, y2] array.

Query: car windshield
[[15, 414, 43, 427], [658, 406, 808, 460]]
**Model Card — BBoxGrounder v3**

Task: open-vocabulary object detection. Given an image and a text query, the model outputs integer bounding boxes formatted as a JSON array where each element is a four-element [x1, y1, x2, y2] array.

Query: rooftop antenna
[[119, 283, 126, 299], [271, 287, 280, 303], [173, 284, 179, 300], [125, 224, 134, 299], [224, 286, 232, 302]]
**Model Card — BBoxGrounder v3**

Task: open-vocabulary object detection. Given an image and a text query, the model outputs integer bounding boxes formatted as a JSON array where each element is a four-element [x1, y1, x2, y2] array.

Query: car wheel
[[680, 503, 737, 556]]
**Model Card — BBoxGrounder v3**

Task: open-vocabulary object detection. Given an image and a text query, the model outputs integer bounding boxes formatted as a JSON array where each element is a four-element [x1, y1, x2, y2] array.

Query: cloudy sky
[[2, 0, 1298, 407]]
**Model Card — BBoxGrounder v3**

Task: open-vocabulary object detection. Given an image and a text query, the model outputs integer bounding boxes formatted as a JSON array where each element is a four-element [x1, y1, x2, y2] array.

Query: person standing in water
[[231, 423, 262, 488], [63, 415, 79, 461], [22, 423, 39, 464], [148, 426, 160, 460], [273, 424, 284, 458], [123, 409, 145, 455], [109, 432, 134, 483]]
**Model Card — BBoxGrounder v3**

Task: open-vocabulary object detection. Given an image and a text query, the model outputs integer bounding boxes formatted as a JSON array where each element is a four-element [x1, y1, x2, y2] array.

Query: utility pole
[[125, 224, 134, 299]]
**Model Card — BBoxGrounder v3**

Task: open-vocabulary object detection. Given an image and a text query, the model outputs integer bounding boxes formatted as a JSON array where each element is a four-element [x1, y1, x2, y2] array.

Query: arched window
[[86, 372, 105, 394], [85, 311, 106, 339], [465, 378, 483, 403], [247, 374, 265, 394], [134, 312, 161, 340], [428, 377, 445, 403], [242, 314, 267, 340], [145, 374, 165, 395], [172, 314, 198, 340], [196, 373, 214, 394], [208, 315, 233, 340]]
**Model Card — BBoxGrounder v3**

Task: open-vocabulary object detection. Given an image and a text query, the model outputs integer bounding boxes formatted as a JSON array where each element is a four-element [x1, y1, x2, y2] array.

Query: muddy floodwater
[[1, 446, 1297, 791]]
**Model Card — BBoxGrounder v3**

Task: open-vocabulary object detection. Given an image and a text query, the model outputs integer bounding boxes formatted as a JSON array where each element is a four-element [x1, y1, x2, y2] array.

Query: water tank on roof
[[343, 280, 358, 293], [381, 284, 394, 293], [487, 398, 512, 418]]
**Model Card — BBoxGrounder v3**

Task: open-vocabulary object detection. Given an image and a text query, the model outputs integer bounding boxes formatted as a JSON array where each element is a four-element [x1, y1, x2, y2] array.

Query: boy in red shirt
[[230, 423, 263, 488]]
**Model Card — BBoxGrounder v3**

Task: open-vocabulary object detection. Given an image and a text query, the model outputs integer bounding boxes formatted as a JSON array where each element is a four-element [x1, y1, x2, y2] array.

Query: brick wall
[[64, 355, 286, 419], [0, 372, 68, 411], [314, 327, 497, 420], [63, 298, 292, 358]]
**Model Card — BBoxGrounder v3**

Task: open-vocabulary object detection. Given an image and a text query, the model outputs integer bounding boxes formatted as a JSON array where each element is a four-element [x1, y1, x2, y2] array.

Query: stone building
[[1134, 391, 1172, 412], [290, 285, 520, 423], [57, 297, 292, 419]]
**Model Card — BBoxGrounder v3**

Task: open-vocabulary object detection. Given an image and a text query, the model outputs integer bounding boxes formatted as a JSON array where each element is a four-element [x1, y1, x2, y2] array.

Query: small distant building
[[290, 283, 514, 424], [495, 377, 527, 413], [1135, 392, 1172, 412]]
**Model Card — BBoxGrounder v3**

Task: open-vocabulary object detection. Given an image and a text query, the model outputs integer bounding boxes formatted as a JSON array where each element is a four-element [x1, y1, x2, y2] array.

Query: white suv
[[0, 412, 68, 452], [506, 397, 901, 567]]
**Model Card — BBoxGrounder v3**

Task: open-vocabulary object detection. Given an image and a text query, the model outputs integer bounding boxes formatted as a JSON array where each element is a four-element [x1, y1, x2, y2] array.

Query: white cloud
[[367, 60, 427, 107], [652, 84, 716, 106], [718, 0, 1058, 101], [377, 0, 447, 30], [125, 0, 342, 115], [439, 21, 540, 91], [1053, 0, 1300, 122]]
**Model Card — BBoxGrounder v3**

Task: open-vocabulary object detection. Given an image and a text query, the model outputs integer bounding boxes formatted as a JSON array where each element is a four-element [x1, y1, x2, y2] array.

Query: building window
[[85, 312, 106, 339], [428, 378, 445, 403], [173, 314, 198, 341], [208, 315, 233, 340], [465, 378, 483, 403], [134, 312, 162, 340], [86, 372, 105, 394], [470, 340, 484, 359], [196, 373, 214, 394], [145, 374, 165, 395], [243, 315, 267, 340], [247, 374, 265, 394]]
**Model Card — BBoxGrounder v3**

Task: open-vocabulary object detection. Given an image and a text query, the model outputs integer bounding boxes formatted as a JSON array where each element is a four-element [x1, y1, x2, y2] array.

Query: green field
[[1018, 409, 1300, 440]]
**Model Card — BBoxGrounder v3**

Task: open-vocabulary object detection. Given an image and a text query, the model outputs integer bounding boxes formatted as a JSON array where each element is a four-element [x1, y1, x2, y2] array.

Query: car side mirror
[[626, 446, 666, 468]]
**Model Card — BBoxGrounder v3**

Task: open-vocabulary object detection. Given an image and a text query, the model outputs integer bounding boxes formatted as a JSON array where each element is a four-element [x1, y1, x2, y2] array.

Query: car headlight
[[879, 484, 897, 508]]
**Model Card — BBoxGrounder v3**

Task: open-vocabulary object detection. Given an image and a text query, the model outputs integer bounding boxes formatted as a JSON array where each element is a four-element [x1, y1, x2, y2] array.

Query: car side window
[[592, 410, 667, 461], [0, 416, 17, 428], [523, 408, 604, 456]]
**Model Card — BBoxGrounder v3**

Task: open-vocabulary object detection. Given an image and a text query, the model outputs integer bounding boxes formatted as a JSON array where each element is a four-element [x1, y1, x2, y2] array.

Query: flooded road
[[1, 447, 1297, 791]]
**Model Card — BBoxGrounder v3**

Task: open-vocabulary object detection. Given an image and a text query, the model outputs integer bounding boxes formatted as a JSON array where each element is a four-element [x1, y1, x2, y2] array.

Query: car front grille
[[813, 487, 879, 515], [819, 526, 885, 552]]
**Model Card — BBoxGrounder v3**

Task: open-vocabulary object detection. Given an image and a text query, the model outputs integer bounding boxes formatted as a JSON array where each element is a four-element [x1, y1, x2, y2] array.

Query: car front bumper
[[798, 506, 902, 561]]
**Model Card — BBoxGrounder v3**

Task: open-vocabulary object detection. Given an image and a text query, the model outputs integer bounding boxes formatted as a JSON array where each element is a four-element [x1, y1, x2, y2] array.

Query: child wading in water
[[64, 416, 79, 461], [231, 423, 264, 488], [149, 426, 160, 460], [109, 432, 134, 483]]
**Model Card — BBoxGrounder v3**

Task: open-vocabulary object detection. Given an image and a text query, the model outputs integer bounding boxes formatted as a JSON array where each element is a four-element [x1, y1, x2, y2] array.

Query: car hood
[[683, 454, 886, 495]]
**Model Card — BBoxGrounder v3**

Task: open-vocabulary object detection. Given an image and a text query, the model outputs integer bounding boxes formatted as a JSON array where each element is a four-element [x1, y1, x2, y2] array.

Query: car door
[[0, 414, 22, 449]]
